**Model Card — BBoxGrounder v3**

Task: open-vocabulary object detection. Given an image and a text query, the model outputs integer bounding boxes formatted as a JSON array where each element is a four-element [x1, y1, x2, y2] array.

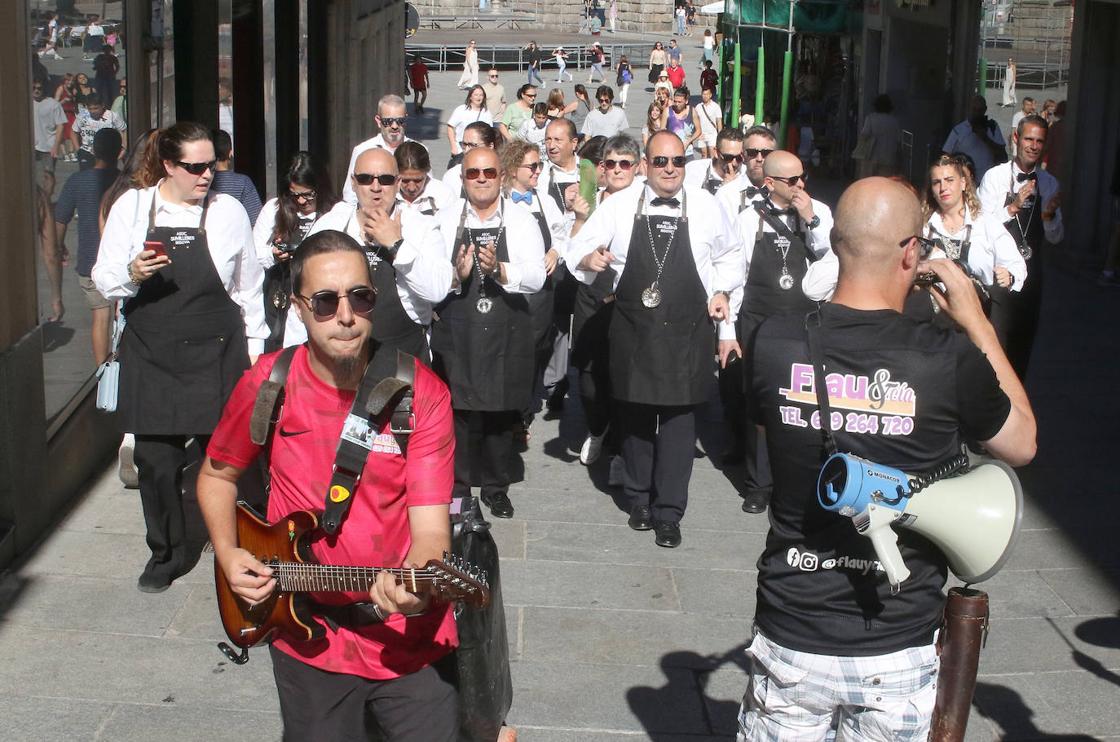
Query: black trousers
[[717, 353, 746, 449], [133, 433, 209, 580], [579, 364, 612, 438], [619, 402, 697, 524], [989, 273, 1042, 379], [270, 646, 458, 742], [453, 409, 518, 499]]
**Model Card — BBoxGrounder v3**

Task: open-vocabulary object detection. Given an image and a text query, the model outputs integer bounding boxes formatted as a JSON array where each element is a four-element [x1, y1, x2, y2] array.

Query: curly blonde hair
[[499, 139, 540, 194], [923, 154, 981, 221]]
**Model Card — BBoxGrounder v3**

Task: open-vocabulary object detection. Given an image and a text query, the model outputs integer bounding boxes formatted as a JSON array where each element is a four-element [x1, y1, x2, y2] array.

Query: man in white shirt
[[717, 126, 776, 217], [343, 95, 422, 204], [284, 148, 452, 356], [568, 131, 743, 547], [1008, 97, 1035, 157], [432, 148, 547, 519], [581, 86, 629, 140], [71, 97, 127, 171], [943, 95, 1007, 183], [32, 79, 68, 186], [684, 127, 745, 196], [978, 114, 1063, 377], [694, 87, 722, 159]]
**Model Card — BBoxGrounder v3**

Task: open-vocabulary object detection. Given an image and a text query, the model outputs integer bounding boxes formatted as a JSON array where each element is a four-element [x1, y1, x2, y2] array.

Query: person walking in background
[[853, 93, 901, 178], [588, 42, 607, 84], [458, 40, 480, 89], [112, 79, 128, 120], [1009, 97, 1036, 157], [210, 129, 263, 225], [608, 0, 618, 33], [616, 55, 633, 109], [553, 46, 573, 83], [447, 85, 494, 169], [675, 3, 688, 35], [1002, 57, 1017, 108], [525, 41, 545, 86], [547, 88, 580, 119], [701, 29, 715, 68], [408, 55, 430, 114], [648, 42, 667, 86], [482, 68, 507, 120], [218, 79, 235, 141], [93, 44, 120, 107]]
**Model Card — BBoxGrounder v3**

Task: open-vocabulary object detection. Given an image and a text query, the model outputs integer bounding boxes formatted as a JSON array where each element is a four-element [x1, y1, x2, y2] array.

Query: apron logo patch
[[329, 484, 351, 503]]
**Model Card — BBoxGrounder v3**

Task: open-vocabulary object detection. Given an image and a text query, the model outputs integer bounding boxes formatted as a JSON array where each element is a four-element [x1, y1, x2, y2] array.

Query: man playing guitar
[[198, 229, 459, 741]]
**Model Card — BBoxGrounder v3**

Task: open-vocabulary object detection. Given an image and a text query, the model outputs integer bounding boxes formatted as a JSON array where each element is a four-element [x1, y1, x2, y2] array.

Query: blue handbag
[[95, 311, 124, 412]]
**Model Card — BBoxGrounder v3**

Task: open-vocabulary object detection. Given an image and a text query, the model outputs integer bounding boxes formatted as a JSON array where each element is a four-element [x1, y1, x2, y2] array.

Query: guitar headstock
[[425, 554, 491, 608]]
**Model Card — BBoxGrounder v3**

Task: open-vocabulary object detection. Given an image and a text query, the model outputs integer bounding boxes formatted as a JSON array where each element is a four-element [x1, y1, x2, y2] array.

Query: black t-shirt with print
[[746, 303, 1010, 656]]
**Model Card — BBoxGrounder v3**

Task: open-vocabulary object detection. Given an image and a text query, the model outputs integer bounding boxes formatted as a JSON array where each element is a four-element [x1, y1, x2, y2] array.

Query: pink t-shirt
[[208, 346, 458, 680]]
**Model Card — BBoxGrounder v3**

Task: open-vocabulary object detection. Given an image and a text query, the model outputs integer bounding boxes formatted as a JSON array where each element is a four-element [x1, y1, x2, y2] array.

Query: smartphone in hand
[[144, 240, 169, 258]]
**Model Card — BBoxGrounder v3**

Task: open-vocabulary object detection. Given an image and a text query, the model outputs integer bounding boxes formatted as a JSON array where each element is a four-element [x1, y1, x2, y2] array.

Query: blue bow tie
[[511, 191, 534, 205]]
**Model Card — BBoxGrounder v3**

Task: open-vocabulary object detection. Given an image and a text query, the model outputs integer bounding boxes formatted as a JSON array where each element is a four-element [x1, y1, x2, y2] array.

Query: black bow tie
[[769, 205, 797, 217], [650, 196, 680, 208], [703, 179, 721, 195], [745, 185, 768, 198], [1016, 171, 1037, 183]]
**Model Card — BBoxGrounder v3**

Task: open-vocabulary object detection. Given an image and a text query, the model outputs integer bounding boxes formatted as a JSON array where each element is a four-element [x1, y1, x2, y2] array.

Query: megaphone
[[817, 452, 1023, 591]]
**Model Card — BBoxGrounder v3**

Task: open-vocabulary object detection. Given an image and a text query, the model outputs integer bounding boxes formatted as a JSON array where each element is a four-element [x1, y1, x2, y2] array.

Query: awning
[[700, 1, 724, 15]]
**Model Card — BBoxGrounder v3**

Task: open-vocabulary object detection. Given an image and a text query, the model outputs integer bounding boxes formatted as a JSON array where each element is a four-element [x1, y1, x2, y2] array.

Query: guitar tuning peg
[[443, 550, 450, 561]]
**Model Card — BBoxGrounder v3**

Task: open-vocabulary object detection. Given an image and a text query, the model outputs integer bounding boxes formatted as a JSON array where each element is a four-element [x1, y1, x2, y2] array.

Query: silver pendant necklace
[[472, 224, 504, 314]]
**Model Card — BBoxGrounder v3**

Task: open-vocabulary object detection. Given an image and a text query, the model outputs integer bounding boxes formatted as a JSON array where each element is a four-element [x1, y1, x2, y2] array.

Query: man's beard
[[328, 341, 368, 379]]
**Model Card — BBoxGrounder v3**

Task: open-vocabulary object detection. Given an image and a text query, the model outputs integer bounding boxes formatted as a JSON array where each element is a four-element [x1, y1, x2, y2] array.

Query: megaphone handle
[[864, 506, 911, 591]]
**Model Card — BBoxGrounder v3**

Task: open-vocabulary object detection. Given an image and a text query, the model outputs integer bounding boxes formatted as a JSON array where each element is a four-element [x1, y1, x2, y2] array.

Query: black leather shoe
[[627, 505, 653, 531], [137, 570, 172, 594], [481, 491, 515, 518], [742, 489, 771, 514], [653, 520, 682, 548]]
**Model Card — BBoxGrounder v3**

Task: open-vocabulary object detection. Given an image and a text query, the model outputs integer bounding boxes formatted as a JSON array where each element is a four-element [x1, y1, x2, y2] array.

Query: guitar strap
[[249, 346, 299, 445]]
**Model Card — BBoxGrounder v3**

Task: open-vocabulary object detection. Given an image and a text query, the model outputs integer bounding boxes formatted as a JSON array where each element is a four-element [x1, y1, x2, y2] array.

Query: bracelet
[[127, 262, 142, 284]]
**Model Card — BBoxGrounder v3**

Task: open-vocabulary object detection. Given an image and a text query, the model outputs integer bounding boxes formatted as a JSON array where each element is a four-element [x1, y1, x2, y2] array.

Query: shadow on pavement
[[627, 646, 748, 739], [974, 681, 1101, 741]]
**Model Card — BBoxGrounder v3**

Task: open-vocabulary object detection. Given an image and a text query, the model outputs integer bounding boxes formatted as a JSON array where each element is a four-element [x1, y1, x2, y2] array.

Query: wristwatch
[[806, 215, 821, 230]]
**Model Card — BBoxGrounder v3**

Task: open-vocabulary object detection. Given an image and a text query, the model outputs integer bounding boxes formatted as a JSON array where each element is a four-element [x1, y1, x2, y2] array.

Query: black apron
[[430, 204, 535, 411], [118, 193, 249, 434], [523, 191, 557, 354], [699, 164, 722, 196], [989, 173, 1045, 373], [345, 212, 430, 360], [743, 205, 817, 330], [262, 213, 316, 353], [609, 191, 710, 406]]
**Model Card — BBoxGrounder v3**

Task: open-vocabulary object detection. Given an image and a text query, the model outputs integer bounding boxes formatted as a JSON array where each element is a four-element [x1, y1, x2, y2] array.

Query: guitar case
[[452, 496, 513, 742]]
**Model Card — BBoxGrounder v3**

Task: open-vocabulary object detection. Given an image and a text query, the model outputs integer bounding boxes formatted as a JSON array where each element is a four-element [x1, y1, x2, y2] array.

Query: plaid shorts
[[737, 629, 938, 742]]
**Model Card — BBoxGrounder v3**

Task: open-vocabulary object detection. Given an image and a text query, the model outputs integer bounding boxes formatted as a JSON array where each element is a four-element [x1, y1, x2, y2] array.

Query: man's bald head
[[833, 177, 923, 280], [762, 150, 802, 178], [356, 147, 397, 175]]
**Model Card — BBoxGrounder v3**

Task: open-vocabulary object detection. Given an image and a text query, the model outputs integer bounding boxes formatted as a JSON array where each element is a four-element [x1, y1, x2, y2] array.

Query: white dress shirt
[[396, 176, 457, 217], [342, 133, 424, 204], [735, 197, 833, 282], [977, 160, 1064, 245], [925, 209, 1026, 290], [580, 107, 629, 139], [506, 187, 569, 258], [252, 197, 319, 269], [684, 159, 744, 196], [282, 201, 454, 347], [540, 160, 581, 231], [93, 184, 269, 354], [441, 164, 464, 197], [716, 173, 767, 219], [438, 198, 547, 295], [566, 183, 744, 340]]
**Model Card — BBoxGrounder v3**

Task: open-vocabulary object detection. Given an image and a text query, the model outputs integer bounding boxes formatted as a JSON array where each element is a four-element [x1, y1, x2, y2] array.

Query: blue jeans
[[677, 16, 686, 34], [528, 66, 543, 85]]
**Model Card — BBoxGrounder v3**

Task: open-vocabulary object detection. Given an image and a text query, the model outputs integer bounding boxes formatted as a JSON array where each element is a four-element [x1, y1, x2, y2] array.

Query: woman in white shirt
[[446, 85, 493, 169], [92, 121, 266, 593], [253, 151, 338, 351]]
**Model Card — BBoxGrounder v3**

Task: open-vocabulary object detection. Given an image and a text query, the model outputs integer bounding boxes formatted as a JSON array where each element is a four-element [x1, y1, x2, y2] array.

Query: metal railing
[[982, 58, 1070, 91], [405, 42, 658, 74]]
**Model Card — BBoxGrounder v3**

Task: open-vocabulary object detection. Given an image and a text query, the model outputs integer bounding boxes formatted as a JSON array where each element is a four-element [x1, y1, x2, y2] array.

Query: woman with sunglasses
[[282, 147, 452, 360], [253, 151, 338, 352], [92, 121, 267, 593], [446, 84, 492, 170]]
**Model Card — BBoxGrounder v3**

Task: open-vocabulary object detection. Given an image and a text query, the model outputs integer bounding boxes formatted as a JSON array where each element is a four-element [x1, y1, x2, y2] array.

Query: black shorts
[[270, 645, 459, 741]]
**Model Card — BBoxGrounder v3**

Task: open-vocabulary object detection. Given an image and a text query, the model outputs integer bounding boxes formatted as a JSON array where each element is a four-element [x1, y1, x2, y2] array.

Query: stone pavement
[[4, 47, 1120, 742]]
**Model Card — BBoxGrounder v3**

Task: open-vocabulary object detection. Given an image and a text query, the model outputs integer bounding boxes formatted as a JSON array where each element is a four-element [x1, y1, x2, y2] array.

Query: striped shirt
[[54, 167, 119, 276]]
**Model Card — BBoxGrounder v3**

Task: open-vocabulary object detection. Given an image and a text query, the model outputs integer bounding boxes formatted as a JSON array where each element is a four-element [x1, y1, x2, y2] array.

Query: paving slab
[[501, 559, 681, 612], [0, 695, 113, 742], [1037, 567, 1120, 616], [95, 704, 282, 742], [973, 670, 1120, 740]]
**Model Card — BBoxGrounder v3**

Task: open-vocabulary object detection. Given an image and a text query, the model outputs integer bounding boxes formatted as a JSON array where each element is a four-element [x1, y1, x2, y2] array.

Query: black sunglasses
[[649, 155, 687, 168], [352, 173, 398, 186], [380, 116, 407, 127], [464, 167, 499, 180], [297, 287, 377, 319], [745, 148, 774, 159], [519, 161, 543, 172], [597, 98, 612, 103], [603, 158, 635, 170], [900, 235, 938, 259], [287, 188, 317, 201], [771, 173, 807, 186], [719, 152, 744, 164], [176, 160, 217, 175]]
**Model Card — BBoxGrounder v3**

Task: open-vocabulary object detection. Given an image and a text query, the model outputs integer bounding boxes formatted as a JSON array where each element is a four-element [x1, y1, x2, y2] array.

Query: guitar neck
[[270, 563, 434, 594]]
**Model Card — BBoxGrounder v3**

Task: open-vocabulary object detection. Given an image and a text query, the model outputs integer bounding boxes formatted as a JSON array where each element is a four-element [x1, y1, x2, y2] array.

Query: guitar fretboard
[[267, 562, 438, 593]]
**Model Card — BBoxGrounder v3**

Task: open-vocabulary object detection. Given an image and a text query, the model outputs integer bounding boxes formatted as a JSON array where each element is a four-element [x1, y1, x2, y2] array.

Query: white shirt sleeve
[[984, 215, 1027, 291], [396, 211, 456, 304], [500, 208, 547, 294], [709, 201, 745, 340], [216, 198, 269, 355], [92, 188, 144, 299], [977, 164, 1009, 219], [565, 190, 622, 285], [253, 198, 280, 269], [806, 201, 833, 258], [802, 247, 838, 302]]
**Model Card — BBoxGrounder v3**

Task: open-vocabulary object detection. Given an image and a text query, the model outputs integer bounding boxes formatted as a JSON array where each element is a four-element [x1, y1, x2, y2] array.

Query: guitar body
[[214, 503, 324, 649]]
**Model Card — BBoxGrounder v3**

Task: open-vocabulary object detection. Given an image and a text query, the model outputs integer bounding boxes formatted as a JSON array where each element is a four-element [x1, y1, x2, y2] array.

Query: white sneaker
[[579, 425, 608, 465], [119, 433, 139, 489], [608, 455, 625, 487]]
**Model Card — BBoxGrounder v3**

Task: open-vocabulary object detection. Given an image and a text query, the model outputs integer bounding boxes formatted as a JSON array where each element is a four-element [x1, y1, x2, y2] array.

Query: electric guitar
[[215, 503, 490, 653]]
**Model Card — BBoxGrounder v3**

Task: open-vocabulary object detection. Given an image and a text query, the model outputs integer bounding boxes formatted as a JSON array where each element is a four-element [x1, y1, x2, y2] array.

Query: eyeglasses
[[519, 162, 543, 172], [380, 116, 407, 128], [718, 152, 744, 164], [649, 155, 687, 168], [899, 235, 939, 259], [464, 167, 499, 180], [597, 98, 612, 104], [176, 160, 217, 175], [603, 158, 635, 170], [461, 140, 486, 150], [297, 287, 377, 319], [771, 173, 807, 186], [352, 173, 398, 186], [524, 93, 537, 99], [489, 74, 499, 79], [745, 148, 774, 159], [287, 188, 317, 201]]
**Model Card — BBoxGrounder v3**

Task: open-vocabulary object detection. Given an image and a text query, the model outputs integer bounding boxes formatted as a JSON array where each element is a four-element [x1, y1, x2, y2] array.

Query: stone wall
[[409, 0, 715, 34]]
